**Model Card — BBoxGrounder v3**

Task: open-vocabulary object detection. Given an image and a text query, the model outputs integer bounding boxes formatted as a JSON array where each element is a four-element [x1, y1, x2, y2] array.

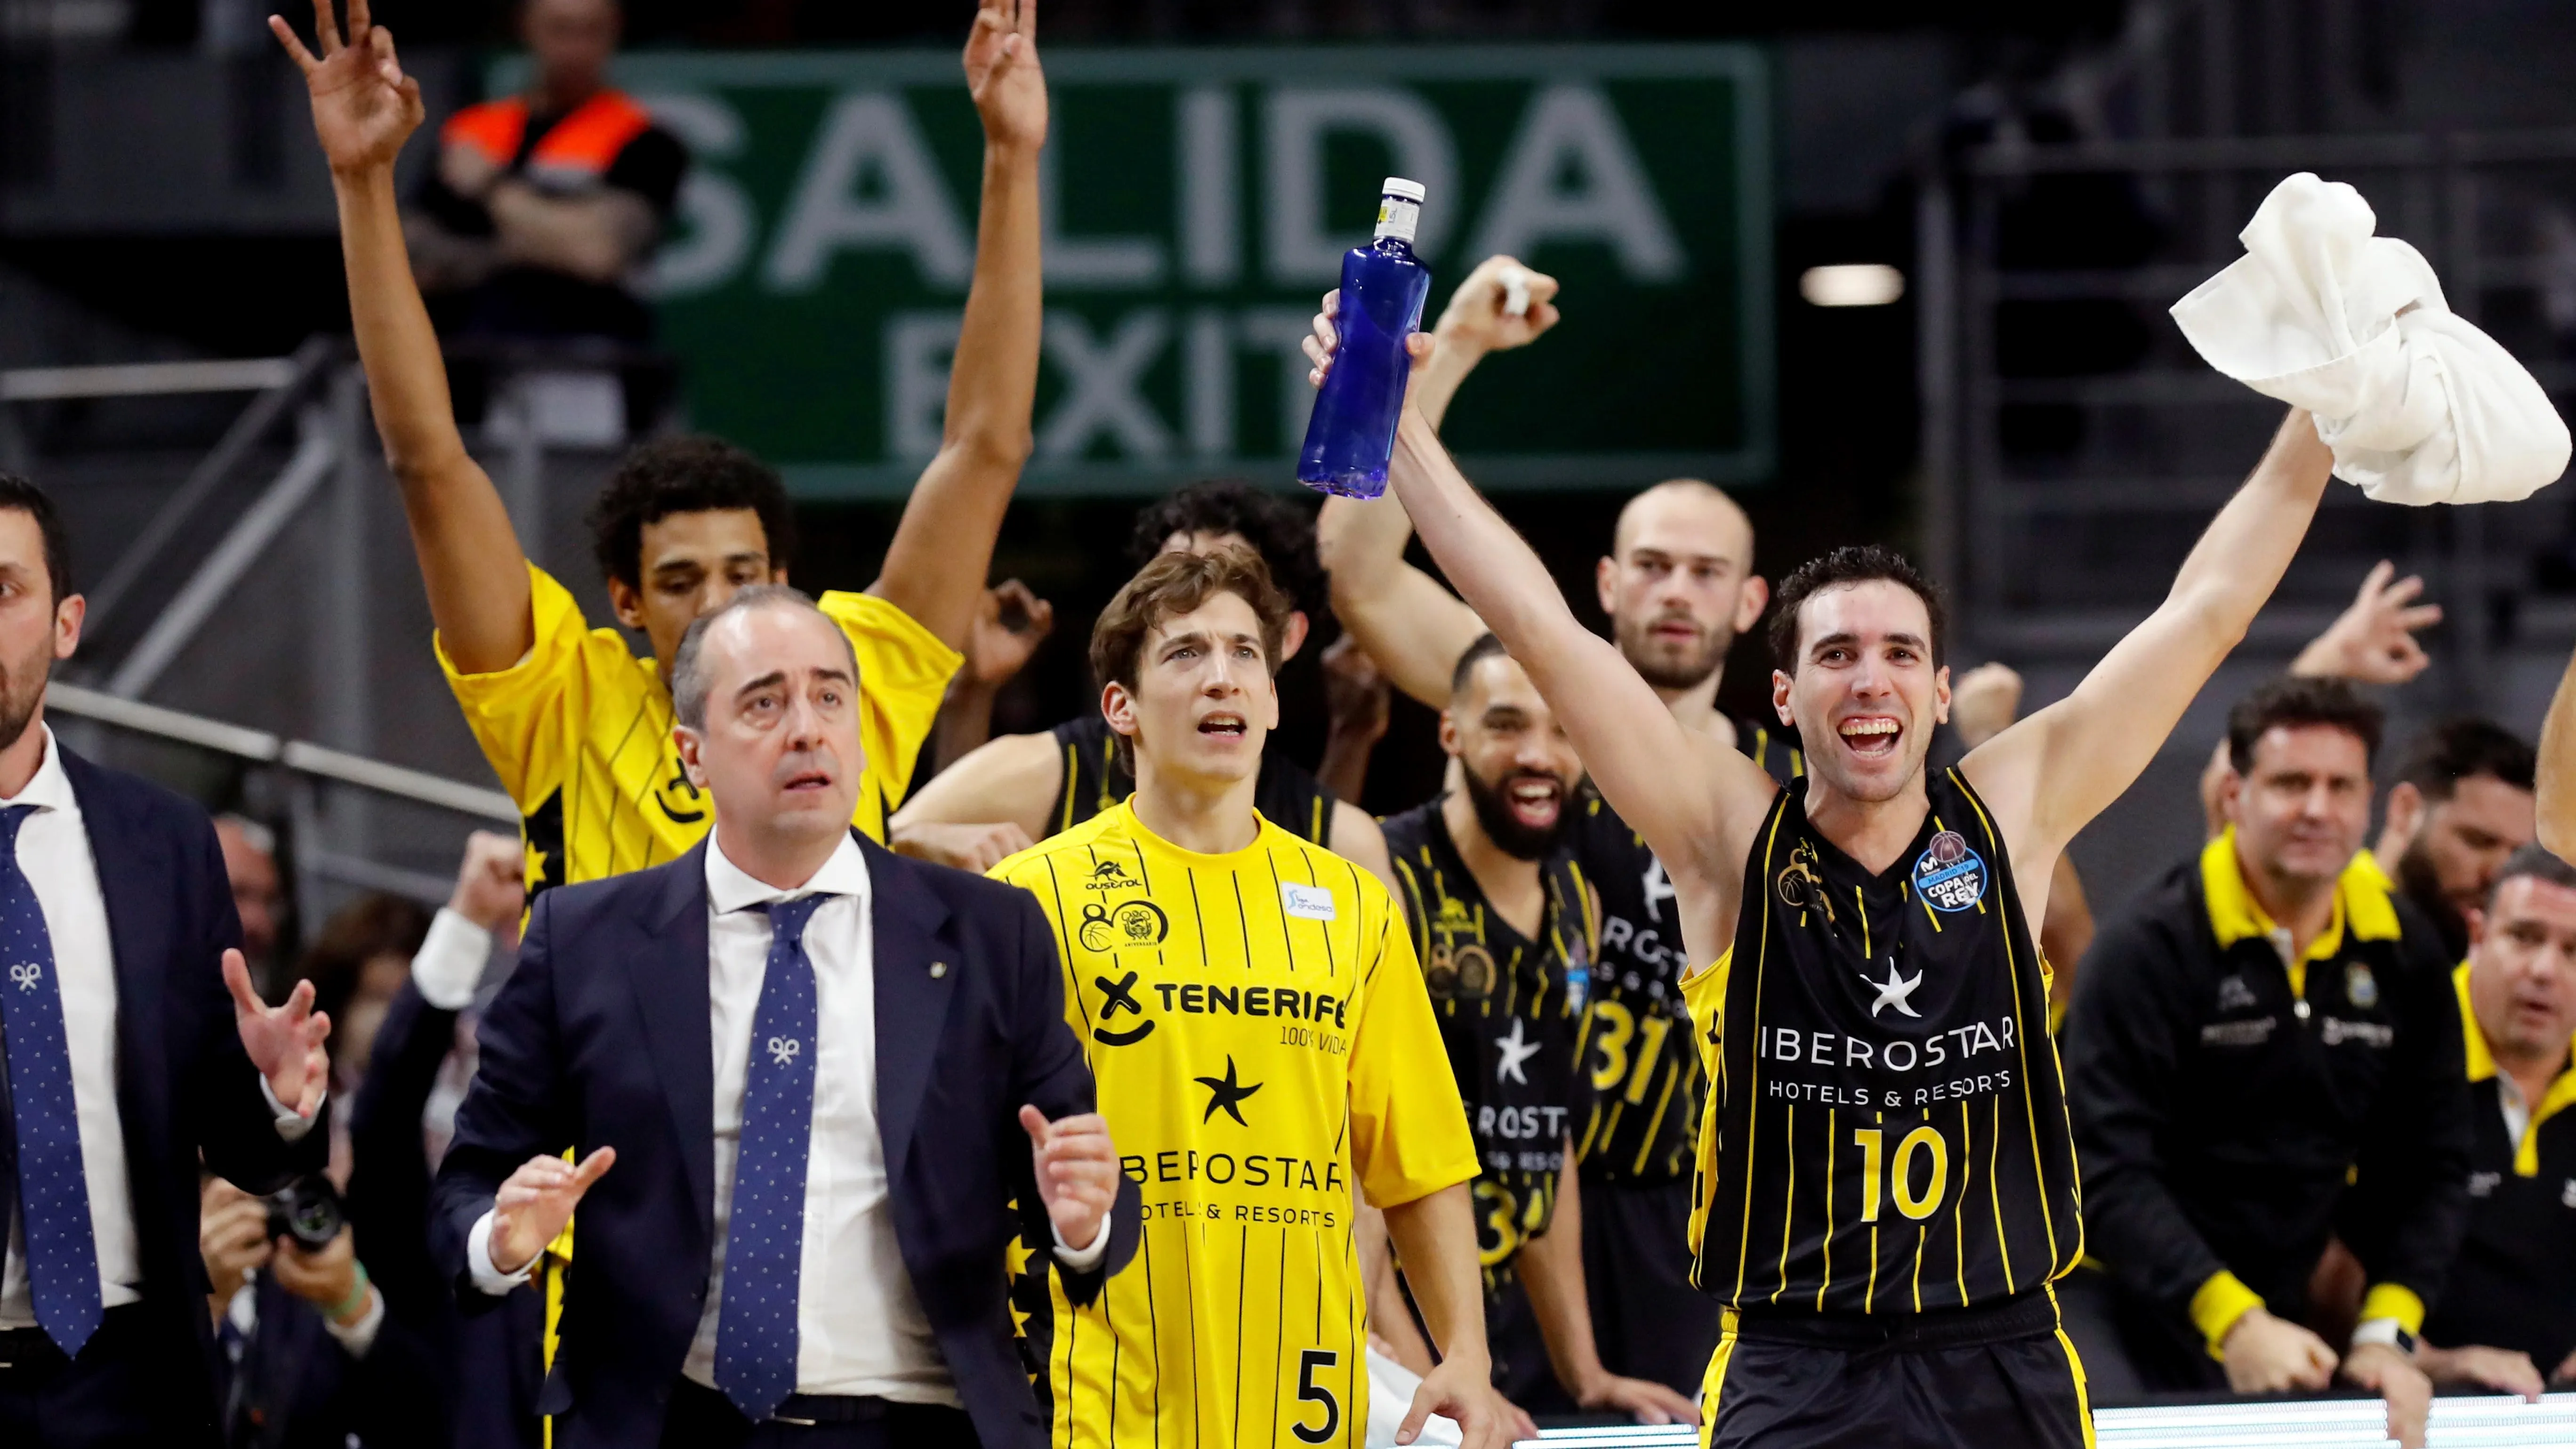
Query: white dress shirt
[[0, 727, 314, 1329], [468, 832, 1103, 1405]]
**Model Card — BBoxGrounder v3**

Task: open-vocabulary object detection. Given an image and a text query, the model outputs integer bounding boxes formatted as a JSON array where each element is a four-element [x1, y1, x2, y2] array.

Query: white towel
[[2170, 171, 2571, 505], [1365, 1344, 1468, 1448]]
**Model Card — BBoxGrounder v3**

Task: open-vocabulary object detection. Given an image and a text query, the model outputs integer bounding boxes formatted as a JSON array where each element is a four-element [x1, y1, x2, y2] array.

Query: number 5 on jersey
[[1291, 1350, 1340, 1444], [1852, 1125, 1950, 1222]]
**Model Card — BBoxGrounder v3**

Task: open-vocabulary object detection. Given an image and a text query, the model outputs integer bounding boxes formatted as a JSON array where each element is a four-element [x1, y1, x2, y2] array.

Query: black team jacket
[[2062, 830, 2471, 1357], [2420, 963, 2576, 1368]]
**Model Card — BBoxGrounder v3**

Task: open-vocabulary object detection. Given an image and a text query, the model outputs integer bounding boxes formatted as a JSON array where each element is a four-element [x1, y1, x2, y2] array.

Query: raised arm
[[1315, 257, 1560, 708], [2539, 644, 2576, 859], [275, 0, 532, 674], [1382, 380, 1773, 942], [865, 0, 1045, 651], [1966, 409, 2334, 864]]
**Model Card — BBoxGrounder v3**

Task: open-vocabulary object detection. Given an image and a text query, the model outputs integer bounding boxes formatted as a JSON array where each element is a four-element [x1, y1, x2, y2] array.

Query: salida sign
[[504, 46, 1772, 498]]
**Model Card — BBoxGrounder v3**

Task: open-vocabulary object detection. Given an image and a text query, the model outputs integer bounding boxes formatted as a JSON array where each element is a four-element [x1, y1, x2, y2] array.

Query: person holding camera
[[199, 1171, 443, 1449]]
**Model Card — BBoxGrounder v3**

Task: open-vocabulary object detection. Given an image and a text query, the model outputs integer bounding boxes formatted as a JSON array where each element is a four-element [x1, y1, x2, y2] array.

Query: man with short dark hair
[[277, 0, 1046, 896], [1316, 286, 2348, 1440], [434, 584, 1138, 1449], [2061, 676, 2469, 1427], [990, 549, 1508, 1448], [1378, 633, 1696, 1425], [2374, 718, 2537, 959], [2413, 844, 2576, 1394], [1314, 258, 1797, 1400], [0, 474, 338, 1447]]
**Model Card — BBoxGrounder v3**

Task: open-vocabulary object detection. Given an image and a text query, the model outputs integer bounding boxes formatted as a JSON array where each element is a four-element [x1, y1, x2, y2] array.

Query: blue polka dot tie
[[0, 804, 102, 1356], [714, 893, 828, 1423]]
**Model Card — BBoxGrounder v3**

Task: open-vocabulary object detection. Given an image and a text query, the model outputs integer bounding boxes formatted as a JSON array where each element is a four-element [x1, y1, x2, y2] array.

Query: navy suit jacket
[[14, 748, 325, 1442], [431, 834, 1141, 1449]]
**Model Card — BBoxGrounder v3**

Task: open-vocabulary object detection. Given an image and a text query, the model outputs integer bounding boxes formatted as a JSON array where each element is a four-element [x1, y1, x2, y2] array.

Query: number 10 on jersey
[[1852, 1125, 1950, 1222]]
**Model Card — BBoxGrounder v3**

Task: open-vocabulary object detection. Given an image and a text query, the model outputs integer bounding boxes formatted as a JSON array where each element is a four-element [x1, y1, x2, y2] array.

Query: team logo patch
[[1078, 900, 1169, 951], [2217, 975, 2259, 1013], [1083, 860, 1136, 890], [1776, 840, 1835, 920], [1089, 970, 1155, 1047], [2344, 962, 2380, 1010], [1913, 830, 1987, 912], [1425, 942, 1495, 1001], [1280, 882, 1337, 921]]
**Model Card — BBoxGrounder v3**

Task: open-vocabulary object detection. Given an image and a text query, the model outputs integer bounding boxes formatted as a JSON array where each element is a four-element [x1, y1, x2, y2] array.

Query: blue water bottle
[[1296, 177, 1433, 498]]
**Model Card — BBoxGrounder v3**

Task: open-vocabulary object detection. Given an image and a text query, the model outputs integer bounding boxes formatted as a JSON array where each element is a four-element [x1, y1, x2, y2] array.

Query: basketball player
[[1314, 311, 2343, 1441], [1317, 259, 1796, 1396], [275, 0, 1046, 891], [990, 549, 1508, 1448], [893, 481, 1393, 883], [1381, 633, 1698, 1424]]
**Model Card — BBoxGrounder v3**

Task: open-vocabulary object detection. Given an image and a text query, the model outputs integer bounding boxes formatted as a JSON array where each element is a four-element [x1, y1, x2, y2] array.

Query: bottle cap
[[1374, 178, 1425, 243]]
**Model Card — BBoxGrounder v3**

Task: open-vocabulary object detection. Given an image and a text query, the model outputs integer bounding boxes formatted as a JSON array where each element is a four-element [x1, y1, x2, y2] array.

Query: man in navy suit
[[434, 584, 1141, 1449], [0, 472, 338, 1448]]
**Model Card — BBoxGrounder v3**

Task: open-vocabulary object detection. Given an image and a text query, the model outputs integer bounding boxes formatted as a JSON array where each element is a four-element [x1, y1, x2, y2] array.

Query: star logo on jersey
[[1495, 1017, 1542, 1085], [1193, 1056, 1264, 1127], [1866, 962, 1924, 1018]]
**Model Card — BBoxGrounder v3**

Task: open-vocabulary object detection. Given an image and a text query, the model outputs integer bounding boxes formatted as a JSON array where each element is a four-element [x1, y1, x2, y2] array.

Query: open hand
[[1434, 255, 1563, 357], [964, 0, 1046, 152], [490, 1148, 615, 1278], [225, 949, 330, 1118], [2419, 1341, 2543, 1400], [1020, 1107, 1117, 1250], [2291, 560, 2440, 684], [968, 580, 1056, 688], [270, 0, 423, 178]]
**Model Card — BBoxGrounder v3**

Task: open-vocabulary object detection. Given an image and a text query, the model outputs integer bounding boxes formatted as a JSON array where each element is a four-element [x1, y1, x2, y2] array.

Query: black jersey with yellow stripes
[[1047, 712, 1336, 844], [1684, 769, 2082, 1314], [1572, 714, 1800, 1184], [1381, 800, 1597, 1288]]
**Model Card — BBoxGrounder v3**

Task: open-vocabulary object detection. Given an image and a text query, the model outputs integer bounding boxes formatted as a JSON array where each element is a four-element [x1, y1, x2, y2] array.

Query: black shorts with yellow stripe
[[1699, 1288, 2093, 1449]]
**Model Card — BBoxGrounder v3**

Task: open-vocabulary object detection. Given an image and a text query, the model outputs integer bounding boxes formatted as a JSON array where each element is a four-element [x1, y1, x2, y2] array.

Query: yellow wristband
[[2189, 1271, 2266, 1361]]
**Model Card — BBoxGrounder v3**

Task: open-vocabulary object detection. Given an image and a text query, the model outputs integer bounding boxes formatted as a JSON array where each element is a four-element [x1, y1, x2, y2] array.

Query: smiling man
[[990, 549, 1509, 1449], [2061, 676, 2470, 1441], [1314, 282, 2356, 1444], [1378, 633, 1696, 1425], [1315, 258, 1798, 1399]]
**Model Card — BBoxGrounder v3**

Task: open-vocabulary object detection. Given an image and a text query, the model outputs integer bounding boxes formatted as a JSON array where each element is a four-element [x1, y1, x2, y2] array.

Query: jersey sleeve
[[1346, 885, 1481, 1209], [437, 563, 639, 814], [819, 590, 962, 822]]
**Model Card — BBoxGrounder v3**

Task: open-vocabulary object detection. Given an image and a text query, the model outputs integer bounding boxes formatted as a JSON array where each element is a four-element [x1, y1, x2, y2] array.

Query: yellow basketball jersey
[[992, 802, 1479, 1449], [438, 563, 958, 894]]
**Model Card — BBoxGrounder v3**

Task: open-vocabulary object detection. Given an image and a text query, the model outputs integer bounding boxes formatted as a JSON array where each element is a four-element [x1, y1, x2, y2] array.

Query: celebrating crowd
[[3, 1, 2576, 1448]]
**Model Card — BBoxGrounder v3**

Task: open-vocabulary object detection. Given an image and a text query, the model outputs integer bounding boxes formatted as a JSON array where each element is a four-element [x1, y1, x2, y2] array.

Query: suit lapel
[[634, 846, 716, 1239], [862, 837, 953, 1187], [58, 751, 169, 1161]]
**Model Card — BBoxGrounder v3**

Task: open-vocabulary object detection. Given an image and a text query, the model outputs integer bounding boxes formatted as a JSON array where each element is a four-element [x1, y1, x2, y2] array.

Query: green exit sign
[[503, 45, 1773, 497]]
